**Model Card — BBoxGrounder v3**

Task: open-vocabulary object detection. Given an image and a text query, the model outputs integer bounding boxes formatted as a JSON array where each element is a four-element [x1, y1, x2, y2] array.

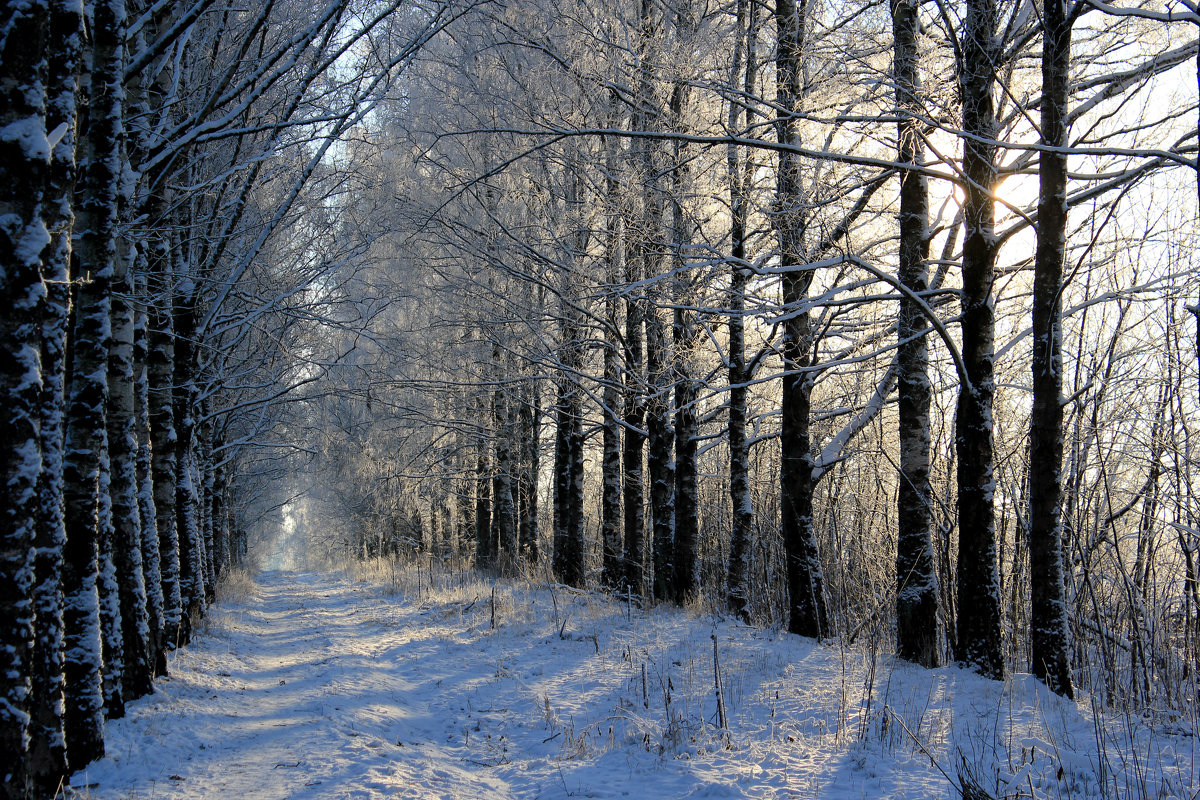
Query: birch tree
[[0, 2, 50, 795], [892, 0, 941, 668], [775, 0, 829, 640], [953, 0, 1005, 679], [1029, 0, 1076, 698]]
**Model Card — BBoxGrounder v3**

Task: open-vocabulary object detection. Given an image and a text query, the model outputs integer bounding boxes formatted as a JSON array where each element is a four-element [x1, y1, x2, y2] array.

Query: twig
[[712, 634, 729, 731]]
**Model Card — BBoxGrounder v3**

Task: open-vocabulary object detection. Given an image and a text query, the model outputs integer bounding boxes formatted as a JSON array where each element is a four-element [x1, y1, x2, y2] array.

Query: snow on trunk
[[108, 238, 153, 701], [954, 0, 1005, 680], [28, 0, 80, 790], [1029, 0, 1075, 699], [0, 3, 50, 795], [133, 266, 166, 677], [775, 0, 828, 641], [892, 0, 941, 669]]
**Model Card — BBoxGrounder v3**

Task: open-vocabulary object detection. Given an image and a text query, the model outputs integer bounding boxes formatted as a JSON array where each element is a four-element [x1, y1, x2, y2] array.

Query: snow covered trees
[[1, 4, 52, 797], [0, 0, 466, 793], [5, 3, 1198, 792], [312, 0, 1199, 712]]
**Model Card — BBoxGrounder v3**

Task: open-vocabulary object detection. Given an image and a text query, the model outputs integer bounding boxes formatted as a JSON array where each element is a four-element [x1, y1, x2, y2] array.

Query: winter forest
[[2, 0, 1199, 797]]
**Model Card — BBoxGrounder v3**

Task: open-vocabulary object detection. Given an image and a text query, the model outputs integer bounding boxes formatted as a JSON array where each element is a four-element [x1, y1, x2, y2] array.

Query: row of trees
[[4, 0, 1195, 794], [306, 0, 1200, 715], [0, 0, 475, 797]]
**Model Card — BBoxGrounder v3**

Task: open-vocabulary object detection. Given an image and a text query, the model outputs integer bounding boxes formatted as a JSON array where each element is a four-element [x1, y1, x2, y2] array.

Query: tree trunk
[[492, 369, 517, 566], [670, 127, 697, 607], [62, 0, 136, 758], [96, 427, 125, 718], [725, 0, 757, 623], [517, 380, 540, 564], [174, 285, 206, 644], [148, 235, 183, 651], [108, 241, 153, 701], [600, 122, 625, 591], [646, 296, 676, 604], [776, 0, 828, 640], [63, 134, 113, 776], [133, 266, 166, 677], [28, 0, 80, 789], [0, 3, 50, 793], [552, 319, 585, 588], [474, 400, 492, 569], [1029, 0, 1074, 698], [892, 0, 941, 669], [954, 0, 1005, 680], [565, 383, 585, 588], [200, 429, 217, 600], [623, 261, 648, 599]]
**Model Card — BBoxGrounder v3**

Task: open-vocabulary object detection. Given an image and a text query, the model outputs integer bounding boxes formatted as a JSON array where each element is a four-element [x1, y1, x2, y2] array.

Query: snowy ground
[[69, 566, 1198, 800]]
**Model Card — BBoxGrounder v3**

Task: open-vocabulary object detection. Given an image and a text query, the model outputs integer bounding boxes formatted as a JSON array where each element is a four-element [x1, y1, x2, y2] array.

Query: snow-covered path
[[70, 568, 1198, 800], [72, 571, 528, 799]]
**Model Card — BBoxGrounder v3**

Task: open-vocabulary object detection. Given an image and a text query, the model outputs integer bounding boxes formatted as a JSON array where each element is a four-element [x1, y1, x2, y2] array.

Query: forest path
[[69, 570, 523, 800], [67, 567, 1182, 800]]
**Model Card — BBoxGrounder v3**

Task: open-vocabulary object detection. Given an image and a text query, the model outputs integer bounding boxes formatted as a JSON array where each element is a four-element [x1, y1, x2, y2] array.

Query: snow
[[0, 115, 51, 161], [69, 566, 1198, 800]]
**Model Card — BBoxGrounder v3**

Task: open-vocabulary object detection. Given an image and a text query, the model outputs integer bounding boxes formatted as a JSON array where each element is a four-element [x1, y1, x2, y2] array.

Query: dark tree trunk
[[517, 381, 540, 564], [63, 108, 113, 777], [147, 235, 183, 651], [600, 123, 625, 591], [954, 0, 1005, 680], [91, 0, 133, 724], [455, 427, 472, 561], [61, 0, 136, 759], [492, 374, 517, 565], [133, 266, 166, 677], [552, 385, 583, 587], [1029, 0, 1074, 698], [623, 270, 647, 599], [553, 381, 569, 577], [635, 2, 675, 605], [776, 0, 828, 640], [725, 0, 757, 623], [646, 297, 676, 604], [108, 243, 154, 702], [601, 305, 624, 588], [552, 321, 585, 588], [200, 429, 217, 599], [96, 427, 125, 718], [210, 446, 229, 580], [892, 0, 941, 669], [565, 386, 585, 588], [474, 407, 492, 569], [0, 3, 49, 794], [28, 0, 80, 789], [670, 141, 697, 607], [671, 333, 698, 606], [174, 288, 206, 644]]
